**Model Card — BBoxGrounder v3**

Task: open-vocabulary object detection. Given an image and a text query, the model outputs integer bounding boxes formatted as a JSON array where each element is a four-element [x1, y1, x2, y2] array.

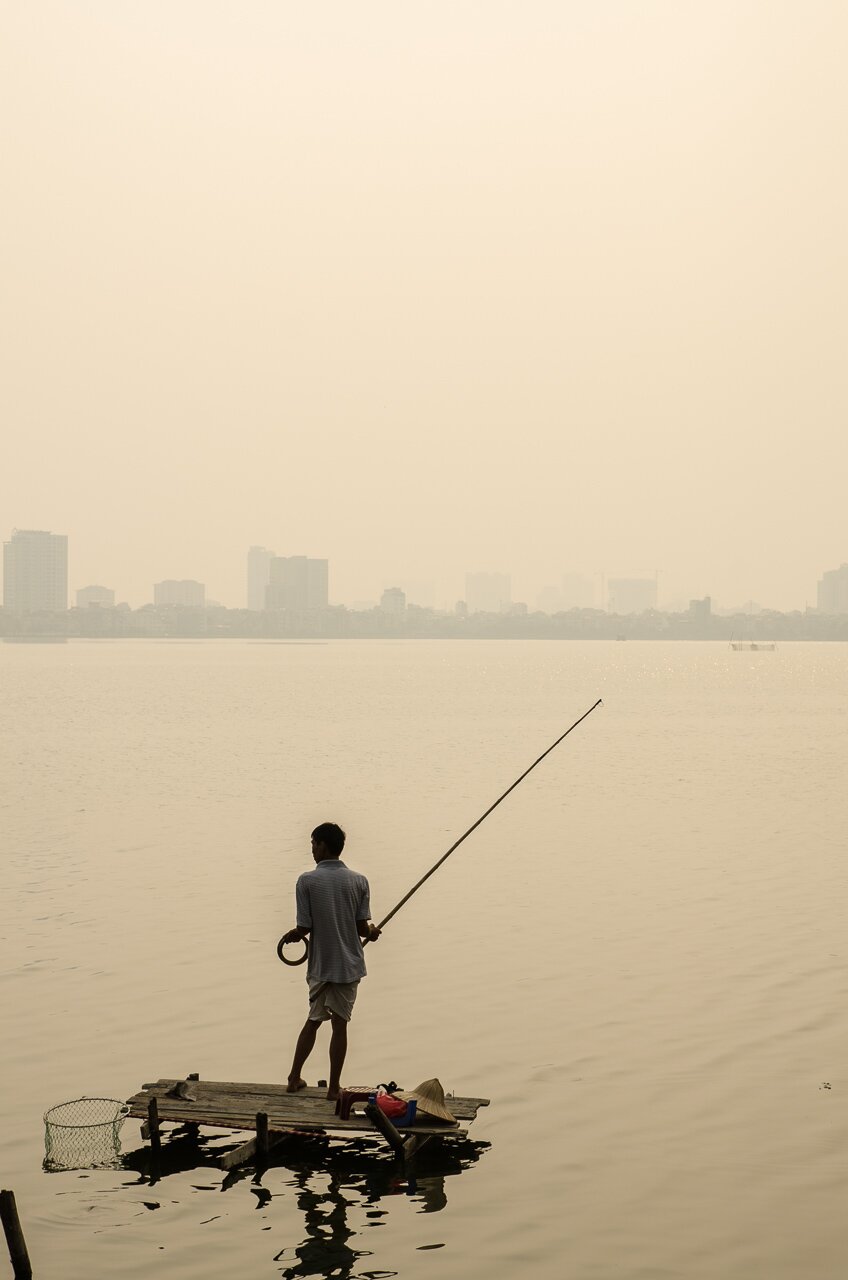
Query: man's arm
[[281, 925, 310, 945], [357, 919, 381, 942], [284, 875, 312, 945]]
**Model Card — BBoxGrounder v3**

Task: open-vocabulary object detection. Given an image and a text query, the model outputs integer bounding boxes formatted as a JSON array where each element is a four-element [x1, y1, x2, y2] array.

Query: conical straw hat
[[398, 1078, 457, 1125]]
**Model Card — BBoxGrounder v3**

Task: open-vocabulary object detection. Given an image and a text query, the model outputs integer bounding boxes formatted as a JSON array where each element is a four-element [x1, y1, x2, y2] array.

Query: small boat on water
[[730, 640, 776, 651]]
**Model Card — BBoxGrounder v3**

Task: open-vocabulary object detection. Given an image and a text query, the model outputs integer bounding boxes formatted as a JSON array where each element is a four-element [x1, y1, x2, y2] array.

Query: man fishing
[[281, 822, 381, 1102]]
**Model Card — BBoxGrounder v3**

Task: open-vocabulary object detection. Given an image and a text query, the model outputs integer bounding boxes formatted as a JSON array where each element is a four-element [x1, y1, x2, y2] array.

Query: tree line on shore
[[3, 603, 848, 641]]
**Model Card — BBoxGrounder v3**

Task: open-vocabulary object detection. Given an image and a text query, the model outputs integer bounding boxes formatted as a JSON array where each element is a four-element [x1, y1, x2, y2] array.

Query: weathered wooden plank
[[129, 1096, 483, 1123], [218, 1137, 257, 1171], [129, 1100, 475, 1130], [128, 1094, 336, 1119], [126, 1079, 485, 1142], [139, 1079, 489, 1108], [130, 1108, 467, 1138], [128, 1082, 487, 1121], [129, 1107, 467, 1138], [218, 1130, 289, 1171], [127, 1105, 478, 1129]]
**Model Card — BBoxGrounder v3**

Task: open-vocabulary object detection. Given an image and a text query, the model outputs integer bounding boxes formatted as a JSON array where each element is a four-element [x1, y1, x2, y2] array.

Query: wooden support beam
[[218, 1129, 289, 1172], [0, 1189, 33, 1280], [365, 1103, 406, 1156], [147, 1097, 161, 1155], [183, 1077, 200, 1140], [256, 1112, 269, 1160], [399, 1132, 433, 1159]]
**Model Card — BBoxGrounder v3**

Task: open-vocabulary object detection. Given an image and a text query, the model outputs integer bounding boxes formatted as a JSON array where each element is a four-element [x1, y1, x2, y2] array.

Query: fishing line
[[277, 697, 603, 967]]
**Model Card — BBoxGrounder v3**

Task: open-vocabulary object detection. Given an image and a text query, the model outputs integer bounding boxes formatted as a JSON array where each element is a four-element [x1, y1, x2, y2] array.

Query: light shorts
[[308, 979, 360, 1023]]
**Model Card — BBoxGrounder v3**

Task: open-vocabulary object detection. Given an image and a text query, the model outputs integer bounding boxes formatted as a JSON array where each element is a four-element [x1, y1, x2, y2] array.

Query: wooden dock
[[126, 1078, 489, 1168]]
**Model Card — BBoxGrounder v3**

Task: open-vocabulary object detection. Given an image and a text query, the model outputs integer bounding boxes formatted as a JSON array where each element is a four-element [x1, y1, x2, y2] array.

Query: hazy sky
[[2, 2, 846, 610]]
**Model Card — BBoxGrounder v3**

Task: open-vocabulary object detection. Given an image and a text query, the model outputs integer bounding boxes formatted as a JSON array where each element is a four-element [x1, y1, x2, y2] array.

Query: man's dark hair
[[312, 822, 346, 857]]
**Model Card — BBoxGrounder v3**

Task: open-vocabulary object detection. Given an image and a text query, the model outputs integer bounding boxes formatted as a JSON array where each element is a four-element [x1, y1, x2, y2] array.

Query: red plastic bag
[[376, 1092, 408, 1120]]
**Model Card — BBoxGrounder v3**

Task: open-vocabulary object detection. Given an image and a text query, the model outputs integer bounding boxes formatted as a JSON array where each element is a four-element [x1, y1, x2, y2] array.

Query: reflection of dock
[[127, 1077, 489, 1168]]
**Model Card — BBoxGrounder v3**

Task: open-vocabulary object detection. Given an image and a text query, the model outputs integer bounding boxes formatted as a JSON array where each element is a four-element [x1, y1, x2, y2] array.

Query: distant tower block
[[266, 556, 329, 610], [380, 587, 406, 614], [247, 546, 275, 610], [688, 596, 711, 621], [817, 564, 848, 613], [3, 529, 68, 611]]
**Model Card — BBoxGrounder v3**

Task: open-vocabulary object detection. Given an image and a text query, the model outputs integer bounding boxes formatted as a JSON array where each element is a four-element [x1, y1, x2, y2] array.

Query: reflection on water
[[273, 1167, 381, 1279], [271, 1136, 485, 1279], [124, 1130, 488, 1279], [8, 639, 847, 1279]]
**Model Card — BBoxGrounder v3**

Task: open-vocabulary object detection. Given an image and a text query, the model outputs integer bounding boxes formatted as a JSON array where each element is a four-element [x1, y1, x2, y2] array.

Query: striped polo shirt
[[295, 859, 372, 984]]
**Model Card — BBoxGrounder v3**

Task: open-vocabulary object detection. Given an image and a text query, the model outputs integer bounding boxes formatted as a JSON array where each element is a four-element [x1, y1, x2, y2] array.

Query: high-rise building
[[247, 546, 275, 611], [380, 587, 406, 614], [3, 529, 68, 612], [307, 558, 329, 610], [688, 596, 712, 621], [817, 564, 848, 613], [154, 580, 205, 606], [465, 571, 511, 614], [607, 578, 657, 614], [76, 585, 115, 608], [266, 556, 329, 610]]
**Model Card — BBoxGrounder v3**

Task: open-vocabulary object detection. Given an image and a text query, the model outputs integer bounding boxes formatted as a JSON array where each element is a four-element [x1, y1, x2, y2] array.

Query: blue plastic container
[[395, 1099, 417, 1127]]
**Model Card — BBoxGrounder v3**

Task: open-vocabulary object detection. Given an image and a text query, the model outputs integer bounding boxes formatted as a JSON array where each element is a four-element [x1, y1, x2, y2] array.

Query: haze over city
[[3, 3, 846, 611], [5, 8, 848, 1279]]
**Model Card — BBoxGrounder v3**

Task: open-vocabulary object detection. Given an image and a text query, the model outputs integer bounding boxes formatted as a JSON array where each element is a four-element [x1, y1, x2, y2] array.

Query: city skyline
[[2, 527, 846, 616], [3, 4, 847, 618], [2, 508, 840, 616]]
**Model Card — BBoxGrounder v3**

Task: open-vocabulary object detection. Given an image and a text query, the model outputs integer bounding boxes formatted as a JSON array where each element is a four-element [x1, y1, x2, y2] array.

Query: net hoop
[[277, 935, 308, 966], [44, 1097, 130, 1128], [43, 1097, 130, 1172]]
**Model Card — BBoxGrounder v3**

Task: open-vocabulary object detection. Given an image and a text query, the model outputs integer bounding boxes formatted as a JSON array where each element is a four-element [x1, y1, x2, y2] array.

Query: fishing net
[[43, 1097, 129, 1171]]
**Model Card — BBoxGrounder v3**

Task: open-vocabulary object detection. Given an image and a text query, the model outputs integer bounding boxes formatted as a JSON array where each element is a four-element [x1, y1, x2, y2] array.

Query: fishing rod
[[277, 697, 602, 967]]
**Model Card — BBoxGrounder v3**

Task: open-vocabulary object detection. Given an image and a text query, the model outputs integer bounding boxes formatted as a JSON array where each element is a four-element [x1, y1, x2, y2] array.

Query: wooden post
[[256, 1112, 269, 1160], [147, 1096, 161, 1155], [185, 1074, 200, 1140], [0, 1190, 33, 1280], [365, 1103, 406, 1156]]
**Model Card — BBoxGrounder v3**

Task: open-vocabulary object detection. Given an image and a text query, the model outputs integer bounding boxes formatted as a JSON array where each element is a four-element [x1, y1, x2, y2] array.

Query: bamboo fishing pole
[[277, 698, 602, 966]]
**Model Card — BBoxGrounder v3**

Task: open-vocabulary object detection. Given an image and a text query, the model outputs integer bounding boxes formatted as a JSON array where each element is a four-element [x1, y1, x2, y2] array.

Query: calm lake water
[[2, 639, 847, 1279]]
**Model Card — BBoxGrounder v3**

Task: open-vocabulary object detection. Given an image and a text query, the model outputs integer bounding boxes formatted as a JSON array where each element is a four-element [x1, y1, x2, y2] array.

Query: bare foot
[[286, 1078, 307, 1093]]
